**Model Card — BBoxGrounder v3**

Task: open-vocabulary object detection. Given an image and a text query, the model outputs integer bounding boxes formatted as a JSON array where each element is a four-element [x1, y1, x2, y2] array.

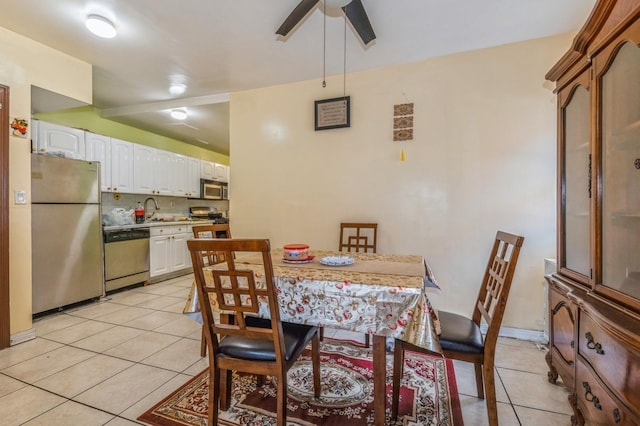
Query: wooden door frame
[[0, 84, 10, 349]]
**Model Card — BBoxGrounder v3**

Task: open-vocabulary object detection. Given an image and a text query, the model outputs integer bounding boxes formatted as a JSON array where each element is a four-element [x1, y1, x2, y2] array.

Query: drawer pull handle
[[582, 381, 602, 410], [585, 332, 605, 355], [613, 408, 621, 423]]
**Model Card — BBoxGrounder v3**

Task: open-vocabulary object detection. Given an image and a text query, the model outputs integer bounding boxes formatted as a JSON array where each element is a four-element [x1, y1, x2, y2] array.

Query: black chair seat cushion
[[218, 316, 318, 362], [438, 310, 484, 355]]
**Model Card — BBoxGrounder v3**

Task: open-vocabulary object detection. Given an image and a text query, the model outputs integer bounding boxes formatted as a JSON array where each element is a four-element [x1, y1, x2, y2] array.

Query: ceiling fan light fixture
[[170, 108, 188, 120], [85, 14, 117, 38]]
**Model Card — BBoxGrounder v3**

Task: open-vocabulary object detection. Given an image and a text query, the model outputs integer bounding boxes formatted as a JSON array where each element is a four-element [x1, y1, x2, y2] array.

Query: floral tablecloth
[[187, 249, 441, 354]]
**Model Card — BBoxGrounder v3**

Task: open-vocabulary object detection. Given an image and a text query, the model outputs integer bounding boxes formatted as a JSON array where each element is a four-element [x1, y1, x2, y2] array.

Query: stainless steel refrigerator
[[31, 154, 104, 314]]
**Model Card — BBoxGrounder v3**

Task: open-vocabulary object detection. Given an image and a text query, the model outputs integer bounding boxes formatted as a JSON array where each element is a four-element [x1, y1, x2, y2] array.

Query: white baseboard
[[481, 324, 547, 344], [10, 328, 36, 346]]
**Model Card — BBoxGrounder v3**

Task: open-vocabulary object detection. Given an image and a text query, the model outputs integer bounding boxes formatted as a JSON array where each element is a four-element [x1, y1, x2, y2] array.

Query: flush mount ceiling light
[[85, 14, 117, 38], [170, 108, 188, 120], [169, 83, 186, 96]]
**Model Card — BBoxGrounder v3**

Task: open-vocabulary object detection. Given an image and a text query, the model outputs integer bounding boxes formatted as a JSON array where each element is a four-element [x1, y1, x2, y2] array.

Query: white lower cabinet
[[149, 225, 192, 277]]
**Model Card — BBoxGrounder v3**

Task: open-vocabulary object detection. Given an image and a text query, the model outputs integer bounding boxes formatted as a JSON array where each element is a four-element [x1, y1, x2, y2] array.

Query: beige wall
[[230, 33, 572, 332], [0, 27, 92, 334]]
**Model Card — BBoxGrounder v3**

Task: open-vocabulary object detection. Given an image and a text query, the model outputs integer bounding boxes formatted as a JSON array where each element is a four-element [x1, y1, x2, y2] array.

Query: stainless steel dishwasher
[[104, 228, 150, 292]]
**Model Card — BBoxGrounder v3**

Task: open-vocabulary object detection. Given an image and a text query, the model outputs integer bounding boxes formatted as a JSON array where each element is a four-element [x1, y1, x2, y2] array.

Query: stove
[[189, 206, 229, 224]]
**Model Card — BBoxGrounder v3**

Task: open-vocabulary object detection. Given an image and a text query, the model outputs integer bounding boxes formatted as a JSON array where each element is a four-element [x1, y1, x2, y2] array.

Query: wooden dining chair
[[330, 222, 378, 347], [391, 230, 524, 426], [192, 224, 232, 357], [339, 222, 378, 253], [188, 238, 321, 426], [193, 223, 232, 265]]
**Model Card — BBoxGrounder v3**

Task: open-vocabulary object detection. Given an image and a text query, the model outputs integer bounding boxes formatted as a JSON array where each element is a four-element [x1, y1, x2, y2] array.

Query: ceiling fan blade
[[276, 0, 320, 36], [342, 0, 376, 45]]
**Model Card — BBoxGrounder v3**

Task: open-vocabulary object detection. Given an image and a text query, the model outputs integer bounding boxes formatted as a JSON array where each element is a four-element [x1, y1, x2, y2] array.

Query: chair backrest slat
[[188, 238, 286, 359], [472, 231, 524, 344], [192, 224, 232, 265], [339, 222, 378, 253]]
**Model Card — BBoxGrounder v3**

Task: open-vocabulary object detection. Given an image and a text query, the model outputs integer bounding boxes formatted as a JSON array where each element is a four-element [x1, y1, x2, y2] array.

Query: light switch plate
[[15, 190, 27, 205]]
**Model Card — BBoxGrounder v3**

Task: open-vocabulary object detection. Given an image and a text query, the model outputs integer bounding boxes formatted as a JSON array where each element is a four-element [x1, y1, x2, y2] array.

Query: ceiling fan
[[276, 0, 376, 45]]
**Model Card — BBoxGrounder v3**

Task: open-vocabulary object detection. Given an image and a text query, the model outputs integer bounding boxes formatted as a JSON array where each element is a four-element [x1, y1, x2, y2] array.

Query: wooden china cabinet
[[545, 0, 640, 424]]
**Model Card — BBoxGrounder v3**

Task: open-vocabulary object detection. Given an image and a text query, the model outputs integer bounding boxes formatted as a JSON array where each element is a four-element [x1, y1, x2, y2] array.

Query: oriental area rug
[[138, 340, 463, 426]]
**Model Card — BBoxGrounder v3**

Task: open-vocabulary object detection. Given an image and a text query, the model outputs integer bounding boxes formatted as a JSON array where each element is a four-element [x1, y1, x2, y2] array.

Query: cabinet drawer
[[578, 310, 640, 414], [150, 225, 191, 237], [575, 358, 637, 425]]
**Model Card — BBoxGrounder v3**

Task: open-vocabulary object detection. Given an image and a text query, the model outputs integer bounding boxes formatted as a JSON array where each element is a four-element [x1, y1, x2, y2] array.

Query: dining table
[[190, 247, 442, 426]]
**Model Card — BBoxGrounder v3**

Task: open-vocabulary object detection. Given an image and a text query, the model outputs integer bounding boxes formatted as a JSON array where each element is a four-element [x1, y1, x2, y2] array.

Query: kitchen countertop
[[103, 220, 216, 231]]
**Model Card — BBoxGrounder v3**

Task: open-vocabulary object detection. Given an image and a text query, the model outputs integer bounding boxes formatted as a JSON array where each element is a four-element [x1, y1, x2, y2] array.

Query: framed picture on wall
[[314, 96, 350, 130]]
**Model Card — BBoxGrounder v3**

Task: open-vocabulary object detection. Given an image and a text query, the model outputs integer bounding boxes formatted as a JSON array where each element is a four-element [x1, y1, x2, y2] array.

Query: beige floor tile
[[452, 360, 509, 403], [119, 373, 192, 421], [107, 291, 161, 306], [74, 363, 177, 414], [2, 345, 95, 383], [93, 305, 156, 325], [66, 300, 129, 319], [34, 354, 133, 398], [32, 313, 87, 336], [182, 355, 209, 376], [135, 294, 185, 310], [0, 338, 63, 370], [71, 325, 145, 352], [515, 405, 572, 426], [141, 338, 202, 372], [186, 324, 204, 341], [137, 283, 184, 296], [458, 395, 519, 426], [125, 310, 183, 330], [104, 331, 181, 362], [497, 368, 572, 415], [0, 374, 27, 397], [104, 417, 142, 425], [42, 319, 115, 344], [161, 299, 189, 313], [22, 400, 115, 425], [495, 340, 549, 375], [166, 286, 191, 298], [152, 315, 201, 337], [0, 385, 66, 425]]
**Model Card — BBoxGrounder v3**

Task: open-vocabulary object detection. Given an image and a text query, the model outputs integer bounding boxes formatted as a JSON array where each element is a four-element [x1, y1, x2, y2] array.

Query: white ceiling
[[0, 0, 595, 155]]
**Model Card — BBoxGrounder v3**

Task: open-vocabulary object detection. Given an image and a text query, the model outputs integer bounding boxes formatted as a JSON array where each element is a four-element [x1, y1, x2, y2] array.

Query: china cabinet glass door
[[561, 83, 591, 280], [601, 41, 640, 301]]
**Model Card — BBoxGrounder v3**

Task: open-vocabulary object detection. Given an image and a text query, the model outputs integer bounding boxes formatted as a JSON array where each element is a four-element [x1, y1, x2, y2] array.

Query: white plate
[[320, 256, 355, 266]]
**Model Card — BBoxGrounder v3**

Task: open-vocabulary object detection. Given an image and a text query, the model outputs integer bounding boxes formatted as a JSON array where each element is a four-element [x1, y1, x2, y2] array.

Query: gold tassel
[[400, 148, 405, 161]]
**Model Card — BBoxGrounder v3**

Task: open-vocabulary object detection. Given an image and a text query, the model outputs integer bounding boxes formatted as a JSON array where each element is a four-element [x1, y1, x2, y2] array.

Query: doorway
[[0, 84, 9, 349]]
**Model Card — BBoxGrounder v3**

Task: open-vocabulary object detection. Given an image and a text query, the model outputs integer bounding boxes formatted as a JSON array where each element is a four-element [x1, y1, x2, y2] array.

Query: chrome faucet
[[143, 197, 160, 221]]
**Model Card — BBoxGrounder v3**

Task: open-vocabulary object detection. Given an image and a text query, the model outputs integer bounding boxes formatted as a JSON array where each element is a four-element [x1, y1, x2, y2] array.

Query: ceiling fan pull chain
[[322, 0, 327, 88], [343, 13, 347, 96]]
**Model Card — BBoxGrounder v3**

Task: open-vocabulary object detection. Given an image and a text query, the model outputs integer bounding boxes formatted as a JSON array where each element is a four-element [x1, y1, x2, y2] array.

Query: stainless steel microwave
[[201, 179, 228, 200]]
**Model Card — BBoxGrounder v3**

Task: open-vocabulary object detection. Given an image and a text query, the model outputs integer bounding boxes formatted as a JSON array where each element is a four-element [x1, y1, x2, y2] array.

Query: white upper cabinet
[[186, 156, 201, 198], [201, 160, 215, 180], [133, 144, 156, 194], [35, 121, 85, 158], [213, 163, 229, 182], [173, 154, 188, 197], [85, 133, 112, 192], [154, 149, 174, 196], [201, 160, 228, 183], [110, 138, 134, 193]]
